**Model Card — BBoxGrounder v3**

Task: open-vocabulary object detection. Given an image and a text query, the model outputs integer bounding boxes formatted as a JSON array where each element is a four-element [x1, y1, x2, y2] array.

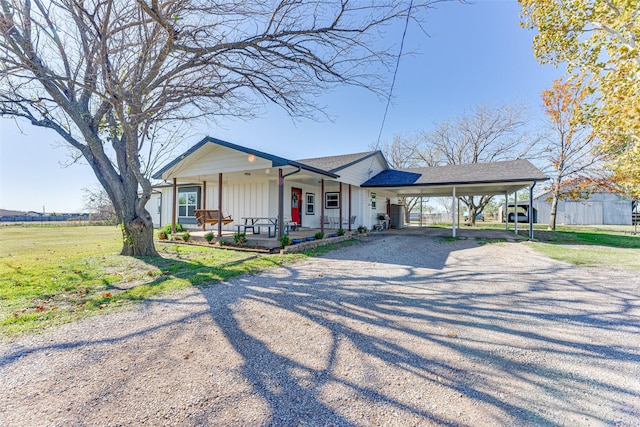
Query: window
[[306, 193, 315, 214], [325, 192, 340, 209], [178, 187, 199, 217], [371, 193, 376, 209]]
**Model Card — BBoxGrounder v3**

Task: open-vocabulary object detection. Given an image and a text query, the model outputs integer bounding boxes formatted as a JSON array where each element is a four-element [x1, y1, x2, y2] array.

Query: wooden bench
[[194, 210, 233, 227]]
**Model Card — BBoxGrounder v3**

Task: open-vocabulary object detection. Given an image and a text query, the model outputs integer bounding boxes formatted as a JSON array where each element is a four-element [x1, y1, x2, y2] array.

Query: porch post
[[278, 168, 284, 238], [457, 196, 461, 230], [172, 178, 177, 234], [348, 184, 352, 231], [420, 196, 423, 228], [514, 190, 518, 236], [202, 180, 207, 231], [217, 173, 223, 238], [339, 182, 343, 230], [321, 179, 325, 234], [452, 186, 457, 238]]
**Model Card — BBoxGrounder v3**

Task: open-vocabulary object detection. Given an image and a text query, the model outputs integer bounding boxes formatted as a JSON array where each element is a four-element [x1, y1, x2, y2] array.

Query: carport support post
[[504, 193, 508, 231], [512, 192, 518, 234], [452, 186, 457, 238], [529, 181, 536, 240]]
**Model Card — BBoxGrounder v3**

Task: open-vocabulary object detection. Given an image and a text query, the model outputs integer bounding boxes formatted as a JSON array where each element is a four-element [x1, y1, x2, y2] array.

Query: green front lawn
[[0, 225, 310, 338]]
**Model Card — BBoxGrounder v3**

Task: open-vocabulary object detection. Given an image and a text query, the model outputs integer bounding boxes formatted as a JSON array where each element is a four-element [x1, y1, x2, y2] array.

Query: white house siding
[[174, 144, 272, 177], [221, 181, 273, 230], [288, 181, 322, 228], [159, 187, 173, 229], [335, 155, 387, 186], [149, 192, 163, 228]]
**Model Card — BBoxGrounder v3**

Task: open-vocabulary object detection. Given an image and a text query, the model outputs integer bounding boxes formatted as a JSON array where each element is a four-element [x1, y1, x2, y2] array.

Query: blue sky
[[0, 0, 562, 213]]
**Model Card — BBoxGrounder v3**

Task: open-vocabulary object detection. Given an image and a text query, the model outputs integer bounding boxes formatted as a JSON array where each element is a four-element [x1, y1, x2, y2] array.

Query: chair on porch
[[342, 215, 356, 228]]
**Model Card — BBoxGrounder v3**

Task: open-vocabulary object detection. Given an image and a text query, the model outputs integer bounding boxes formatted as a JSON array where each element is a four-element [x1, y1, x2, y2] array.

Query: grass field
[[0, 225, 323, 338], [521, 225, 640, 270], [417, 221, 640, 269]]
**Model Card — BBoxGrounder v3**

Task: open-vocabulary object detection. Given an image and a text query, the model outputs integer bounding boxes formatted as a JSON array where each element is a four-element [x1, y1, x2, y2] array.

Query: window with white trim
[[178, 187, 199, 218], [306, 193, 315, 214], [325, 192, 340, 209]]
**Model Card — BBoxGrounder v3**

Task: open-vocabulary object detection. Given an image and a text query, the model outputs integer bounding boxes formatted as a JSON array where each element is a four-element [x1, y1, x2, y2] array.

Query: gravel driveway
[[1, 235, 639, 426]]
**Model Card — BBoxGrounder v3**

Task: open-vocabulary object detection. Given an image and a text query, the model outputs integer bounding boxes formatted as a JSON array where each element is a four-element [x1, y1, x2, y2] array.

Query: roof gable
[[152, 136, 338, 180], [296, 151, 387, 173]]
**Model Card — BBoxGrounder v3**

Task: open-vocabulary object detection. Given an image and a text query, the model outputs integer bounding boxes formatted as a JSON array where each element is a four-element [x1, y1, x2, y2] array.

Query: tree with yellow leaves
[[540, 78, 603, 230], [520, 0, 640, 198]]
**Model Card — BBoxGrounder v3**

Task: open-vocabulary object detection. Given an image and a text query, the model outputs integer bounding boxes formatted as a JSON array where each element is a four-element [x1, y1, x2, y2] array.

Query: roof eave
[[362, 176, 549, 188], [152, 136, 338, 180]]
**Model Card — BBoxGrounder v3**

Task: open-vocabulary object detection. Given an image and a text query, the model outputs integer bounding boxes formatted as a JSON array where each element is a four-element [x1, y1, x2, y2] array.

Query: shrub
[[337, 228, 345, 236], [357, 225, 367, 233], [204, 231, 214, 243], [314, 231, 324, 240], [279, 234, 291, 248], [162, 223, 183, 234], [182, 230, 191, 242], [157, 230, 168, 240], [234, 232, 247, 246]]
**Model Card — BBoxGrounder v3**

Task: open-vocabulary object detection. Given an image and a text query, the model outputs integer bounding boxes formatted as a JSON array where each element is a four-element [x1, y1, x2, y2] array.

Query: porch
[[185, 226, 362, 251]]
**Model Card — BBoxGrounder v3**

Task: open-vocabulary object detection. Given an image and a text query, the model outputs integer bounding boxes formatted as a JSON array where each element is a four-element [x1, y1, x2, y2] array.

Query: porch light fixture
[[265, 168, 271, 174], [247, 154, 256, 163]]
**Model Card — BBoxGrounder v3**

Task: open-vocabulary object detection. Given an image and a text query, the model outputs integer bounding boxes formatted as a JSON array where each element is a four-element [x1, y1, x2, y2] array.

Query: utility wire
[[374, 0, 414, 149]]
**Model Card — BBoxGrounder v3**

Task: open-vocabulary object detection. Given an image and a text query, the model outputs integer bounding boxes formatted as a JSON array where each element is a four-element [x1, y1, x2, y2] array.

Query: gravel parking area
[[1, 234, 639, 426]]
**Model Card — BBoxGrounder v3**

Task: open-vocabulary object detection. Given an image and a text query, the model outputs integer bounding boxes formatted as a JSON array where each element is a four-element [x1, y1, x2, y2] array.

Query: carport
[[361, 159, 548, 239]]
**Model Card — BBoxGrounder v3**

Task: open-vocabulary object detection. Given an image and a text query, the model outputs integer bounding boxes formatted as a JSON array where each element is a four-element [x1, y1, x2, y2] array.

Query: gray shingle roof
[[296, 151, 381, 173], [363, 159, 547, 187]]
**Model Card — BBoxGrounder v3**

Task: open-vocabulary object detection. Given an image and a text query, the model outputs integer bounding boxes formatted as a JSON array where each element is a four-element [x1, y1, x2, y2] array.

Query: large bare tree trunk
[[121, 216, 156, 256]]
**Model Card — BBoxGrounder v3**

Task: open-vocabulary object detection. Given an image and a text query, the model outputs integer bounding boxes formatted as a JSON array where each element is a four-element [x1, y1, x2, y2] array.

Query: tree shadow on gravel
[[1, 236, 638, 426], [194, 237, 640, 426]]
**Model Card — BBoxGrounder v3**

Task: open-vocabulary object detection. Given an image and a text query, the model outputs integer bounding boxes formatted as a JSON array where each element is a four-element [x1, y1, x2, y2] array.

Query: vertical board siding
[[176, 145, 271, 177], [336, 154, 387, 186], [149, 193, 162, 228]]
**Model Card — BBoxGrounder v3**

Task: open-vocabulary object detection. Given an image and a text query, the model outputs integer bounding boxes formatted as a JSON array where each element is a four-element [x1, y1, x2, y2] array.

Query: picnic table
[[237, 217, 278, 238]]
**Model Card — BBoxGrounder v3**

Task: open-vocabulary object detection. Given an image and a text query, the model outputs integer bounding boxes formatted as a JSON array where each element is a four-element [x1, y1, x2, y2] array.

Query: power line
[[374, 0, 414, 149]]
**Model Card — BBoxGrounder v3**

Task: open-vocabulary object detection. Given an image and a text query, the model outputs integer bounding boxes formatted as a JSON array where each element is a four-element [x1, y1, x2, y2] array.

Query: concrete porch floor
[[184, 224, 525, 250], [187, 227, 352, 249]]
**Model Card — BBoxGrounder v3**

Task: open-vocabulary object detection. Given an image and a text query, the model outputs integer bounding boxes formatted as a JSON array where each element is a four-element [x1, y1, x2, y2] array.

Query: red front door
[[291, 188, 302, 224]]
